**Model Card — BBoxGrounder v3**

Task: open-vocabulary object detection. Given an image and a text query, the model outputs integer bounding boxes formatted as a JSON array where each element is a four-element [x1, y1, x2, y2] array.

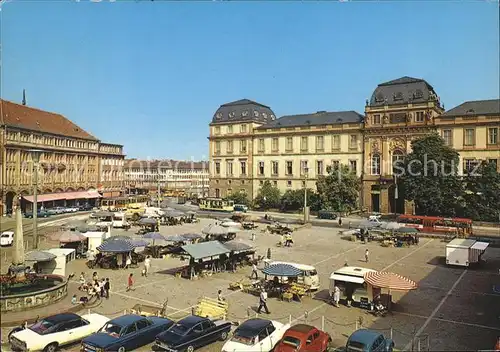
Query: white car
[[222, 318, 290, 352], [9, 312, 109, 352], [0, 231, 14, 246]]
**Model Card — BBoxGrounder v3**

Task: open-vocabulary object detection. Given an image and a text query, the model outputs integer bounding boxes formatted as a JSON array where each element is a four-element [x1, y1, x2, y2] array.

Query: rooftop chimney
[[22, 89, 26, 106]]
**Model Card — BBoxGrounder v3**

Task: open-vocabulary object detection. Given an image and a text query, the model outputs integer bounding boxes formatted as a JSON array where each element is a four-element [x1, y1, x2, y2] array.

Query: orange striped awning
[[364, 271, 417, 291]]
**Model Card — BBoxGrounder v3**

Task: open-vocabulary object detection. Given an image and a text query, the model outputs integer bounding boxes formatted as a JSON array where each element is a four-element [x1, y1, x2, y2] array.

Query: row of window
[[213, 124, 248, 135], [6, 131, 100, 150], [214, 159, 359, 177], [371, 111, 428, 124], [214, 135, 359, 155], [442, 127, 498, 146]]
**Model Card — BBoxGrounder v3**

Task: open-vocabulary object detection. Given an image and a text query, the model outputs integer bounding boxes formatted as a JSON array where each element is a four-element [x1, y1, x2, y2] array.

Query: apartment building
[[208, 77, 500, 214], [124, 159, 209, 196], [0, 99, 125, 214]]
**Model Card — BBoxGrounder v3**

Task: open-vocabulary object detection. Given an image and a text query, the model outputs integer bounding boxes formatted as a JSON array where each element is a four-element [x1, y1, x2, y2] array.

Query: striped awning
[[23, 190, 101, 203], [261, 263, 303, 277], [364, 271, 417, 291]]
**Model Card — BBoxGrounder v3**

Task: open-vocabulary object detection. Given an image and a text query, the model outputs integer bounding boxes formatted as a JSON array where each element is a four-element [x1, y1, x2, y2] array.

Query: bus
[[199, 198, 234, 212], [101, 195, 149, 211], [396, 215, 473, 236]]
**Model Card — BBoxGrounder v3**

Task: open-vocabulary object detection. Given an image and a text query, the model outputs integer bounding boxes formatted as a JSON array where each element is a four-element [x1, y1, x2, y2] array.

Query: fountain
[[0, 199, 68, 312]]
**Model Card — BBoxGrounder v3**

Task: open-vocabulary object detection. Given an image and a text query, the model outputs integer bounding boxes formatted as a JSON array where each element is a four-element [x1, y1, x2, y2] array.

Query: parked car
[[221, 318, 290, 352], [317, 210, 337, 220], [346, 329, 394, 352], [79, 204, 93, 211], [0, 231, 14, 246], [154, 315, 232, 352], [9, 312, 109, 352], [65, 206, 79, 213], [233, 204, 248, 212], [274, 324, 331, 352], [81, 314, 174, 352], [24, 210, 51, 218], [47, 207, 65, 215]]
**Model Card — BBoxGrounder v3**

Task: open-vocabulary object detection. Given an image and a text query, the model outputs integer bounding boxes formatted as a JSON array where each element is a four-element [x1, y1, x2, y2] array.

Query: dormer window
[[253, 110, 259, 117], [375, 94, 384, 103], [413, 89, 423, 99], [270, 114, 275, 120], [241, 110, 249, 117], [216, 112, 223, 119], [466, 109, 475, 114], [393, 92, 403, 101], [262, 112, 268, 119], [229, 111, 235, 118]]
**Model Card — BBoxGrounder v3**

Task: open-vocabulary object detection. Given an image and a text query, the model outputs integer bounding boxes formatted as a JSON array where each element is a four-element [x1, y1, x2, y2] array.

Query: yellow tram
[[199, 198, 234, 212]]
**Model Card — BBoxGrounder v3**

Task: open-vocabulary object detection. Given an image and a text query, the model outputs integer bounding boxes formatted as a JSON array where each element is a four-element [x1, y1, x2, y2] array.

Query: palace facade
[[0, 99, 125, 214], [208, 77, 500, 214], [124, 159, 209, 197]]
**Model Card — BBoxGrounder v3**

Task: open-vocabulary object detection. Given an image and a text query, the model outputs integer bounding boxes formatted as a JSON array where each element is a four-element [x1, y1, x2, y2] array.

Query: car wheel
[[186, 345, 195, 352], [118, 347, 126, 352], [43, 342, 59, 352], [220, 331, 229, 341]]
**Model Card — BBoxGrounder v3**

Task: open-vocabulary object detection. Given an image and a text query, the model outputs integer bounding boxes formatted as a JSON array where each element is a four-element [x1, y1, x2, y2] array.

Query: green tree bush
[[254, 180, 281, 210], [316, 163, 360, 212]]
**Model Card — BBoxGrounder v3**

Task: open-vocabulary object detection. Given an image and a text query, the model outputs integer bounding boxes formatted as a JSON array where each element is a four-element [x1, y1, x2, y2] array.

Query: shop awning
[[23, 190, 101, 203], [181, 241, 230, 260], [364, 271, 418, 291], [223, 240, 255, 252]]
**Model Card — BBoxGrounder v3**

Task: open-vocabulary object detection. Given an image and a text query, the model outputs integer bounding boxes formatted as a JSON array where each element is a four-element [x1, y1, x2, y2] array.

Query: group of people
[[76, 271, 110, 304], [279, 233, 294, 247]]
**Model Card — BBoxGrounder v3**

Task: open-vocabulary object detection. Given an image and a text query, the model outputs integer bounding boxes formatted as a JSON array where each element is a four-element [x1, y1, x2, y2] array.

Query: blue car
[[346, 329, 394, 352], [81, 314, 175, 352]]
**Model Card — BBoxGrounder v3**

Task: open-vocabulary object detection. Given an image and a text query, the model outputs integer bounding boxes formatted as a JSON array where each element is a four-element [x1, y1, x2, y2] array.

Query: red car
[[275, 324, 331, 352]]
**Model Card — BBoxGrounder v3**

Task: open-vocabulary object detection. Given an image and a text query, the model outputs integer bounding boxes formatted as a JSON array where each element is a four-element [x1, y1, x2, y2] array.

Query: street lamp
[[29, 149, 43, 249], [303, 167, 309, 223]]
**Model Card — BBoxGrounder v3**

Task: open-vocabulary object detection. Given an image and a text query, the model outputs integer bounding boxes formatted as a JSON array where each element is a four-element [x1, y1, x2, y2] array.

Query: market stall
[[363, 271, 418, 312], [25, 250, 58, 275], [180, 241, 231, 279], [260, 263, 310, 302], [45, 248, 76, 276], [202, 223, 237, 242], [95, 239, 144, 269]]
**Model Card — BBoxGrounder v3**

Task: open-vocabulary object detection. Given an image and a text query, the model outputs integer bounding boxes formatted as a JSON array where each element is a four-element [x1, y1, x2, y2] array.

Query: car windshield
[[230, 329, 256, 345], [99, 322, 123, 337], [169, 323, 189, 335], [282, 336, 301, 348], [309, 270, 318, 276], [1, 234, 10, 238], [29, 320, 55, 335], [346, 341, 365, 352]]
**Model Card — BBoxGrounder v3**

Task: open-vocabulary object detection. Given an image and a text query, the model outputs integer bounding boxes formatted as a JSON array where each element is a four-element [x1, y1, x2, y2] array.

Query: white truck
[[446, 238, 489, 267]]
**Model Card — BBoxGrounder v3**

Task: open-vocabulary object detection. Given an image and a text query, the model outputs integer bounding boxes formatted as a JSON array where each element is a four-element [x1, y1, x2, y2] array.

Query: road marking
[[396, 311, 500, 331], [313, 245, 364, 266], [402, 269, 468, 351], [381, 239, 434, 271]]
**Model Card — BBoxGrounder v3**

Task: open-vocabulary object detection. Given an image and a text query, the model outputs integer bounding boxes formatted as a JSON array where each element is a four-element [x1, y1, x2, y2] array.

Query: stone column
[[380, 187, 389, 214], [12, 198, 25, 266]]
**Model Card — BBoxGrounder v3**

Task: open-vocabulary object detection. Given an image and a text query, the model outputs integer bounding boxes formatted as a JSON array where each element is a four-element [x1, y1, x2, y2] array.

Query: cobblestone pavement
[[2, 218, 499, 351]]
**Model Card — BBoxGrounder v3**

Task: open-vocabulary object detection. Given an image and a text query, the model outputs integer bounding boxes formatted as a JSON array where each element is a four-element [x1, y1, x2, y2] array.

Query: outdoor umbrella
[[363, 271, 418, 311], [97, 239, 135, 253], [143, 232, 167, 246], [139, 218, 157, 226], [357, 220, 382, 229], [130, 239, 149, 247], [25, 250, 57, 263], [63, 220, 87, 230], [104, 235, 132, 241], [395, 227, 418, 234], [165, 234, 186, 243], [380, 222, 401, 230], [181, 233, 203, 241], [49, 231, 86, 243], [164, 209, 185, 217], [261, 263, 302, 277], [77, 224, 99, 233], [226, 227, 241, 233], [221, 221, 241, 228], [202, 224, 229, 236]]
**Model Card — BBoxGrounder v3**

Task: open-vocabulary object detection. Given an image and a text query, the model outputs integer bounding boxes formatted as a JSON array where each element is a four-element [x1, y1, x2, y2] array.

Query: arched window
[[371, 154, 381, 175], [392, 150, 405, 175]]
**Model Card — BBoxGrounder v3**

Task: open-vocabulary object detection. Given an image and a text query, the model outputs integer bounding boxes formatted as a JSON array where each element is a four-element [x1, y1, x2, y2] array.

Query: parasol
[[221, 221, 241, 228], [202, 224, 229, 236], [49, 231, 86, 243], [165, 234, 186, 243], [143, 232, 167, 246], [25, 251, 57, 263]]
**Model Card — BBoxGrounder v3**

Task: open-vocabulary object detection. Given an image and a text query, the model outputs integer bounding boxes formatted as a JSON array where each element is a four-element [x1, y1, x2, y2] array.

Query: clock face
[[253, 110, 259, 117]]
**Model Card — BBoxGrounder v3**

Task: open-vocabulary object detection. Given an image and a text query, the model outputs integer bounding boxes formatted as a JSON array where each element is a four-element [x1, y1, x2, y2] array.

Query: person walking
[[92, 272, 98, 282], [104, 278, 110, 299], [251, 263, 259, 279], [126, 273, 134, 291], [333, 286, 341, 307], [78, 272, 86, 290], [144, 256, 151, 277], [217, 290, 224, 302], [125, 255, 132, 269], [365, 249, 369, 263], [257, 289, 270, 314], [338, 217, 342, 226], [99, 278, 106, 297]]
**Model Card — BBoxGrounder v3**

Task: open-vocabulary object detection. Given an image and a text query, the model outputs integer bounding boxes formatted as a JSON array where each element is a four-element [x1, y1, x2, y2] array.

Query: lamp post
[[157, 180, 161, 208], [303, 167, 309, 223], [29, 149, 43, 249]]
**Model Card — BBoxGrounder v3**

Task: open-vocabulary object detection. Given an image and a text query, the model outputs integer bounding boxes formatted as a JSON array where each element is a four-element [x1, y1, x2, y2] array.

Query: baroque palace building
[[0, 99, 125, 214], [208, 77, 500, 214]]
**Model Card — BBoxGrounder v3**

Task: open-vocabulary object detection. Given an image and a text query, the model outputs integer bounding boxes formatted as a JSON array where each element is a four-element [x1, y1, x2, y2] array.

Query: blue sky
[[1, 1, 498, 160]]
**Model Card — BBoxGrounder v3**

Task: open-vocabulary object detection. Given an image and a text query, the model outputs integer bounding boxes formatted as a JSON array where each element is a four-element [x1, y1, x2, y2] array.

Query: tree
[[316, 164, 360, 212], [399, 133, 463, 217], [227, 190, 250, 206], [280, 189, 321, 212], [254, 180, 281, 210], [462, 161, 500, 222]]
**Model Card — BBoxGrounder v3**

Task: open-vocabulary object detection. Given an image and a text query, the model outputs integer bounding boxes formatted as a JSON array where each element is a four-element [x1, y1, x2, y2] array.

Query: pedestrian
[[365, 249, 369, 263], [78, 272, 86, 290], [280, 234, 285, 247], [251, 263, 259, 279], [87, 250, 95, 268], [71, 294, 78, 305], [217, 289, 224, 302], [92, 271, 98, 282], [338, 217, 342, 226], [93, 281, 101, 300], [126, 273, 134, 291], [125, 255, 131, 269], [257, 289, 270, 314], [100, 278, 106, 297], [104, 278, 110, 299], [144, 255, 151, 277], [251, 233, 256, 241], [333, 286, 341, 307]]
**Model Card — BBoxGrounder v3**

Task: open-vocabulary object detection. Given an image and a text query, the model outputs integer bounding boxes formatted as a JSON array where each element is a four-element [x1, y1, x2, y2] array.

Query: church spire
[[22, 89, 26, 106]]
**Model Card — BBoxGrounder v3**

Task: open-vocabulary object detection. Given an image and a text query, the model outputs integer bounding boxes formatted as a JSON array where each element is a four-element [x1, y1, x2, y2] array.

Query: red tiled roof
[[124, 159, 208, 170], [1, 99, 98, 140]]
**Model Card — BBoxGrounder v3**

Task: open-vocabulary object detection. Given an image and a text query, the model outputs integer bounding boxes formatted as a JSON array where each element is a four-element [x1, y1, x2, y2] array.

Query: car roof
[[349, 329, 382, 344], [239, 319, 271, 333], [45, 313, 81, 324], [178, 315, 206, 327], [109, 314, 145, 326], [288, 324, 316, 335]]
